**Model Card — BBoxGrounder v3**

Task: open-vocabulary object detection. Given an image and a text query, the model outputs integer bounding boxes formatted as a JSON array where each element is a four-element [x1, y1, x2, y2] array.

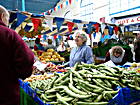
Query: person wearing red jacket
[[0, 5, 34, 105]]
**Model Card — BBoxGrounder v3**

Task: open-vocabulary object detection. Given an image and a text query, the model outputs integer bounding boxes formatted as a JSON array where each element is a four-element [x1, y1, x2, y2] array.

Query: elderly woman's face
[[75, 33, 84, 46]]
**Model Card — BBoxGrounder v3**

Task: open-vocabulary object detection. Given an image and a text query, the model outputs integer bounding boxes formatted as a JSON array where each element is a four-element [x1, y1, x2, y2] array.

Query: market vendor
[[45, 39, 55, 51], [105, 46, 132, 66], [57, 41, 66, 52], [69, 30, 94, 67], [34, 38, 45, 51]]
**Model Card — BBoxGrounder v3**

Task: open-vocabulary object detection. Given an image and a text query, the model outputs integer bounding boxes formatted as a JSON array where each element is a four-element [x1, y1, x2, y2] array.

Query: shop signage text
[[116, 16, 140, 25]]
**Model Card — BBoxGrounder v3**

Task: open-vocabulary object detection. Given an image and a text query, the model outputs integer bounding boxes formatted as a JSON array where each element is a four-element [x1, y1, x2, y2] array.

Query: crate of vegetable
[[23, 63, 140, 105]]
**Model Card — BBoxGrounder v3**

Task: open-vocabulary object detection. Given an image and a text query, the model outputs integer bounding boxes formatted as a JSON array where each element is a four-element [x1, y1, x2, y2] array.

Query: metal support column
[[22, 0, 25, 11]]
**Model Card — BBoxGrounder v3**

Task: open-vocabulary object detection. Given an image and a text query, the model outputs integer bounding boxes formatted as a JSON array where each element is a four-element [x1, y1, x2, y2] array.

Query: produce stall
[[20, 63, 140, 105], [33, 49, 65, 64]]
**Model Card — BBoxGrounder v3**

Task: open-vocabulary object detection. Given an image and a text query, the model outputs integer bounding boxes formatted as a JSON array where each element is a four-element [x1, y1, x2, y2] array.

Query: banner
[[77, 23, 83, 30], [93, 23, 100, 32], [69, 0, 72, 4], [120, 26, 125, 33], [45, 17, 53, 31], [24, 24, 32, 32], [67, 22, 74, 32], [11, 13, 28, 29], [114, 26, 119, 34], [31, 18, 41, 32], [101, 24, 106, 34], [60, 4, 63, 8], [54, 17, 64, 31], [9, 12, 17, 23]]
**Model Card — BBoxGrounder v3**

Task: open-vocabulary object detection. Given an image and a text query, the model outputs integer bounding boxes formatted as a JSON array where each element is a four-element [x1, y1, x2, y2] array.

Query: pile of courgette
[[28, 63, 140, 105]]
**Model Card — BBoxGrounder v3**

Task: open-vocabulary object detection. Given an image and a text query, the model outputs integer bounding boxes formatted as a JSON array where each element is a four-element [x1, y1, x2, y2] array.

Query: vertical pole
[[22, 0, 25, 11]]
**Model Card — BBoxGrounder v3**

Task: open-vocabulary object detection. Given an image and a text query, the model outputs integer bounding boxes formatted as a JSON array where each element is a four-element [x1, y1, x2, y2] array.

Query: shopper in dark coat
[[0, 5, 34, 105], [105, 46, 133, 66]]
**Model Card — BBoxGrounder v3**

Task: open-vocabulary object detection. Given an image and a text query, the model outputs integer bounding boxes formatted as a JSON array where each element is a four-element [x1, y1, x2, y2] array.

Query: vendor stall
[[20, 63, 140, 105]]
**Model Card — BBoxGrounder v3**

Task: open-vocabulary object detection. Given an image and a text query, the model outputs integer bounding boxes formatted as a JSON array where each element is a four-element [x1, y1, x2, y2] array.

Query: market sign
[[115, 16, 140, 25]]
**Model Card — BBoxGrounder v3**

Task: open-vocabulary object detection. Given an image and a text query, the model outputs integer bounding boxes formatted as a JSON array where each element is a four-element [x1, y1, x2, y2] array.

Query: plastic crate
[[34, 96, 45, 105], [108, 88, 140, 105], [26, 85, 36, 98], [19, 79, 24, 89]]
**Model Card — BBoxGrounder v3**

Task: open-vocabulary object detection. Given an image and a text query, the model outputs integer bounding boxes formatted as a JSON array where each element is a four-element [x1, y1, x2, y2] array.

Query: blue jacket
[[69, 44, 94, 67]]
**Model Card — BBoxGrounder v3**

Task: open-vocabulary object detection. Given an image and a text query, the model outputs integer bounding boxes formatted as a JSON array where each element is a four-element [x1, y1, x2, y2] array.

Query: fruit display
[[34, 49, 65, 63], [45, 62, 67, 72], [32, 66, 46, 75], [25, 63, 140, 105], [24, 73, 54, 82]]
